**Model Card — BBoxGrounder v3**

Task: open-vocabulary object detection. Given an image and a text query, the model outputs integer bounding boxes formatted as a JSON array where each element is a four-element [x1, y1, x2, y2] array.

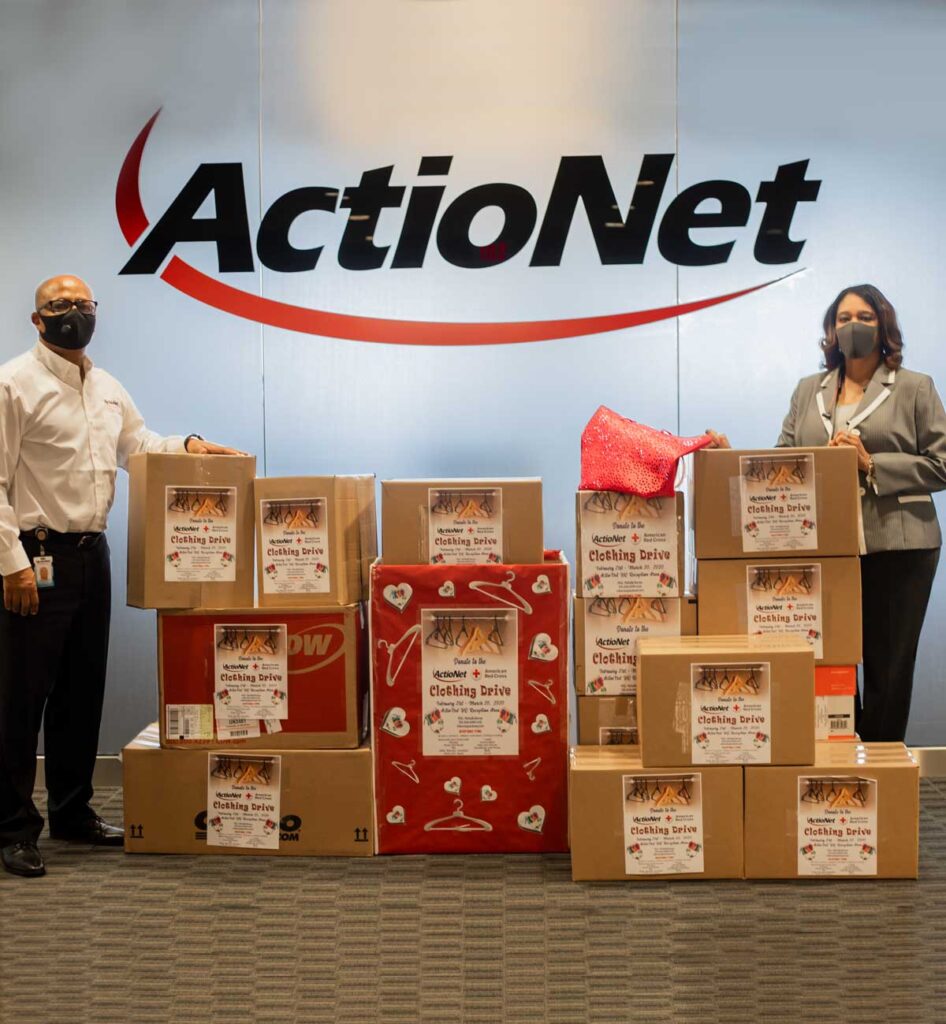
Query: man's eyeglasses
[[38, 299, 98, 316]]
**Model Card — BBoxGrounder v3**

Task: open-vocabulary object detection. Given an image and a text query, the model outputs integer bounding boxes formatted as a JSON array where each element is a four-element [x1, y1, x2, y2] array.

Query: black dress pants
[[0, 534, 111, 845], [859, 546, 940, 743]]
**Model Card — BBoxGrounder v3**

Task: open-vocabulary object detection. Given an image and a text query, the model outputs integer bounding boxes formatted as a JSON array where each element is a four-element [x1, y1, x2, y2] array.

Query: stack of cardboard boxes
[[371, 479, 571, 854], [573, 489, 696, 745], [570, 447, 919, 880], [121, 454, 378, 856]]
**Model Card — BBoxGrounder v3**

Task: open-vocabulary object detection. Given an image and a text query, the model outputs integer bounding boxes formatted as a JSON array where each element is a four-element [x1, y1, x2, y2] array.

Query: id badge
[[33, 556, 54, 589]]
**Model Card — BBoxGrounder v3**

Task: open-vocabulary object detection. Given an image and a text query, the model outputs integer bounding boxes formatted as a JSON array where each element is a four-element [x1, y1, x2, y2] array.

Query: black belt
[[22, 528, 104, 549]]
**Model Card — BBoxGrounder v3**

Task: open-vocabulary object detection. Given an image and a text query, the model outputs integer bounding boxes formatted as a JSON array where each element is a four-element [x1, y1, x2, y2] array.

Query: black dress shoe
[[2, 841, 46, 877], [49, 816, 124, 846]]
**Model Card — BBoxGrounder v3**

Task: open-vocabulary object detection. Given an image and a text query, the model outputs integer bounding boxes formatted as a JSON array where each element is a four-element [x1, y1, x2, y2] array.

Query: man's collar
[[32, 340, 93, 388]]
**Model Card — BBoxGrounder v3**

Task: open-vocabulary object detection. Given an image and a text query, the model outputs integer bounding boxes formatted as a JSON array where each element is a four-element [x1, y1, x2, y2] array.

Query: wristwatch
[[184, 433, 204, 453]]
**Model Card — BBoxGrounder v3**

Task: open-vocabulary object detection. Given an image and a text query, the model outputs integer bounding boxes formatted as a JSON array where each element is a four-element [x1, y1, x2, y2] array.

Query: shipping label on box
[[623, 773, 704, 875], [746, 563, 824, 658], [737, 454, 817, 553], [419, 607, 519, 756], [797, 776, 878, 876], [578, 491, 680, 597], [164, 485, 238, 581], [581, 597, 681, 695], [214, 624, 289, 721], [691, 662, 772, 765], [428, 487, 503, 565], [206, 754, 282, 850], [260, 497, 331, 595]]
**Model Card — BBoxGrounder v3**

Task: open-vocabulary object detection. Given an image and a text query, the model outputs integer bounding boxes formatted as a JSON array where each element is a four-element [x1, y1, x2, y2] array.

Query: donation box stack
[[371, 479, 570, 854], [569, 446, 919, 881], [121, 454, 379, 857], [573, 487, 695, 747]]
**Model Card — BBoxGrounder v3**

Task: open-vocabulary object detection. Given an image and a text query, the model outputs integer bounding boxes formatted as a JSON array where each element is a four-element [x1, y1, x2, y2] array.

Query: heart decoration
[[444, 776, 462, 794], [380, 707, 411, 738], [386, 805, 406, 825], [480, 785, 498, 802], [529, 633, 559, 662], [382, 583, 413, 612], [517, 804, 546, 834], [531, 714, 551, 734], [531, 574, 551, 595], [438, 581, 455, 598]]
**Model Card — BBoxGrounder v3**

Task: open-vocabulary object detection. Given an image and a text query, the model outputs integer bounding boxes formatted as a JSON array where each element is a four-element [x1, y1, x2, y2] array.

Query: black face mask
[[836, 321, 878, 361], [38, 308, 96, 350]]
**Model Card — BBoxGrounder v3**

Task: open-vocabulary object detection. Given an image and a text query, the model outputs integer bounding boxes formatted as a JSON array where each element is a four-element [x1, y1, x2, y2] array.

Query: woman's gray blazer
[[776, 365, 946, 553]]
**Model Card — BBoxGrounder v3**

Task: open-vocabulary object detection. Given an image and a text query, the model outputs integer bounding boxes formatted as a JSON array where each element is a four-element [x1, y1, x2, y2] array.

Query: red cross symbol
[[468, 527, 474, 534], [631, 533, 640, 543], [203, 525, 210, 532], [472, 669, 480, 679]]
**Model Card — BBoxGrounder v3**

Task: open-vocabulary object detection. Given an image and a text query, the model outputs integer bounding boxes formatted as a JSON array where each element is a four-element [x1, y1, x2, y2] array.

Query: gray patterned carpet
[[2, 781, 945, 1024]]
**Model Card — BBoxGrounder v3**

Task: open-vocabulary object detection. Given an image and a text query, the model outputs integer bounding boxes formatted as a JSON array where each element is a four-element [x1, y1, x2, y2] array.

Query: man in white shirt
[[0, 274, 242, 877]]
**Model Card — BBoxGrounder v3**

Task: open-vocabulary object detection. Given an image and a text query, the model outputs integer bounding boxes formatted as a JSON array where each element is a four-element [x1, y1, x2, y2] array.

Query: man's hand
[[3, 567, 38, 616], [185, 438, 248, 456], [829, 431, 871, 474]]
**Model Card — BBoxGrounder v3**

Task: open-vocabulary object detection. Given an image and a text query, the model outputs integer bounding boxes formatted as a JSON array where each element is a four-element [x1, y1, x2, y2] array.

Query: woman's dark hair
[[820, 283, 903, 372]]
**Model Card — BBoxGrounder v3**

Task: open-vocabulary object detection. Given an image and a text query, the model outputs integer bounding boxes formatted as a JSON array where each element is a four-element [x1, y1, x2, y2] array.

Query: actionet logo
[[116, 109, 820, 345]]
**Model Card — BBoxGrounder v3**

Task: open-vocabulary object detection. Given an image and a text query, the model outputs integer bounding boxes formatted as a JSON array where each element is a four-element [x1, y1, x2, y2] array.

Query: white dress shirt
[[0, 341, 185, 575]]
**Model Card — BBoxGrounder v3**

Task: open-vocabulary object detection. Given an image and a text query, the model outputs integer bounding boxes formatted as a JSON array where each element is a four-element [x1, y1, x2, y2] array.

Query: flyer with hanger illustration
[[690, 662, 772, 764], [579, 490, 680, 597], [164, 485, 238, 581], [260, 496, 331, 594], [623, 773, 704, 874], [206, 754, 282, 850], [213, 623, 289, 720], [427, 487, 503, 565], [746, 563, 824, 659], [582, 596, 681, 694], [420, 607, 519, 756], [738, 454, 817, 552], [797, 776, 878, 876]]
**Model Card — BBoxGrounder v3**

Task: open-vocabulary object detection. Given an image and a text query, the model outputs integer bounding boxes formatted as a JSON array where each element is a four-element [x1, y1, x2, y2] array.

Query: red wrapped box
[[371, 553, 569, 854], [159, 605, 367, 748]]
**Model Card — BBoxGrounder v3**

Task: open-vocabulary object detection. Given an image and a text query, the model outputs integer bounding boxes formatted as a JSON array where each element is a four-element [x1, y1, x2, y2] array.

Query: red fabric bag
[[580, 406, 712, 498]]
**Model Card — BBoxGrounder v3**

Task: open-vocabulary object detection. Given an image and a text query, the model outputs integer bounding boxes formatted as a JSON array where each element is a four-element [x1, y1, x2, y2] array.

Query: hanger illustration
[[378, 625, 421, 687], [242, 628, 280, 656], [627, 777, 651, 803], [469, 571, 533, 615], [750, 568, 772, 592], [802, 779, 827, 803], [168, 487, 230, 516], [790, 458, 806, 484], [459, 623, 500, 657], [584, 490, 615, 513], [523, 757, 542, 781], [217, 627, 239, 651], [423, 799, 493, 832], [653, 780, 691, 807], [425, 615, 451, 649], [527, 679, 556, 705], [391, 759, 421, 784], [589, 596, 617, 617]]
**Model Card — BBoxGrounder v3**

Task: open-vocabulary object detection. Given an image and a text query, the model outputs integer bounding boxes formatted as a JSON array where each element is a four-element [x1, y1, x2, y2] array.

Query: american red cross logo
[[473, 669, 480, 679], [631, 533, 640, 543]]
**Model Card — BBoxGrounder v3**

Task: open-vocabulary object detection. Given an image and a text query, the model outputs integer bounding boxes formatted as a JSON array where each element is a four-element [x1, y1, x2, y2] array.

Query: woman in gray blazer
[[712, 284, 946, 742]]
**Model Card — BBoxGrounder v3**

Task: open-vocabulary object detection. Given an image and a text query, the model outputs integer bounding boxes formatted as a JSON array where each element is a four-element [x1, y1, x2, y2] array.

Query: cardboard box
[[574, 593, 696, 696], [576, 696, 638, 745], [816, 665, 857, 741], [696, 556, 862, 665], [127, 453, 256, 609], [693, 447, 860, 560], [254, 475, 377, 607], [568, 746, 744, 880], [370, 554, 569, 854], [744, 742, 919, 878], [122, 725, 374, 856], [637, 634, 815, 767], [159, 605, 366, 749], [381, 478, 543, 566], [576, 491, 684, 598]]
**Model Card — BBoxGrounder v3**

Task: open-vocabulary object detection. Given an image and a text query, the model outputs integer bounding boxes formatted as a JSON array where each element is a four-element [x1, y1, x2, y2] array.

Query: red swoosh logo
[[117, 109, 796, 346]]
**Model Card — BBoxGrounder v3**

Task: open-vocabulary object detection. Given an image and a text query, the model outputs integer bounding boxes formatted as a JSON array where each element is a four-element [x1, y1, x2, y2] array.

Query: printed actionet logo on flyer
[[115, 109, 822, 344]]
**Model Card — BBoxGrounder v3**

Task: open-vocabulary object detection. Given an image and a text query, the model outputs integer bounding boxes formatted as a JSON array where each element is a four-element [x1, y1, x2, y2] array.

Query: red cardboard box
[[159, 606, 367, 749], [370, 553, 569, 854]]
